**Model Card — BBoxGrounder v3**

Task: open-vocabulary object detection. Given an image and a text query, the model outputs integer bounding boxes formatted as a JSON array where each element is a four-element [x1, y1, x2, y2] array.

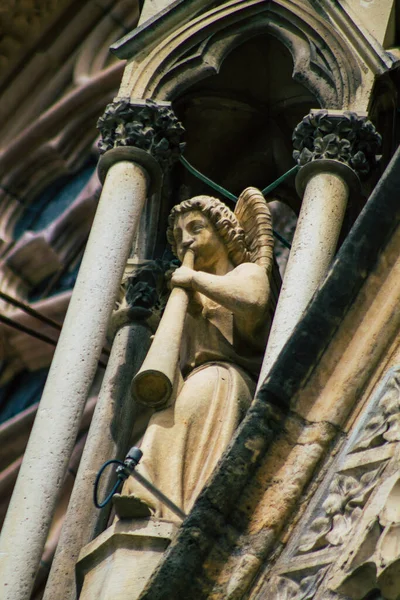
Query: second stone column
[[258, 110, 381, 389]]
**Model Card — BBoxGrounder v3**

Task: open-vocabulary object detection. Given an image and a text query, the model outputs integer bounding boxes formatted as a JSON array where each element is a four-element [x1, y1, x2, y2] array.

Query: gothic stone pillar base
[[76, 519, 178, 600]]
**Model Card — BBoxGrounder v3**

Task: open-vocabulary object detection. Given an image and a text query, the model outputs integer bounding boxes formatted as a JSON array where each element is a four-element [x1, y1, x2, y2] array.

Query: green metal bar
[[179, 156, 238, 203], [179, 155, 293, 249], [261, 165, 300, 196], [273, 231, 291, 248]]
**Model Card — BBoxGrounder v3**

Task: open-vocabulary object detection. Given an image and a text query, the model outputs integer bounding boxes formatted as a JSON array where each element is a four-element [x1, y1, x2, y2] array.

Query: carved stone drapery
[[292, 110, 382, 179], [97, 98, 185, 171]]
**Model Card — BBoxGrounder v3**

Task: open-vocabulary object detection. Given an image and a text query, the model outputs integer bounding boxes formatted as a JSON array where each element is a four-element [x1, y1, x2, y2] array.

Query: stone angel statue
[[118, 188, 277, 521]]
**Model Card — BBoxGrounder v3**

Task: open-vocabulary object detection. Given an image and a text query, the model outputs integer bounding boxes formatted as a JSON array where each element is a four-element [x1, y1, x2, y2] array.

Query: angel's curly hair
[[167, 196, 249, 266]]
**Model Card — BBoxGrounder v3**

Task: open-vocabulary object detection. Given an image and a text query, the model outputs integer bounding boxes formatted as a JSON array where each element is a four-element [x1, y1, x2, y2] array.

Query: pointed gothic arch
[[119, 0, 362, 108]]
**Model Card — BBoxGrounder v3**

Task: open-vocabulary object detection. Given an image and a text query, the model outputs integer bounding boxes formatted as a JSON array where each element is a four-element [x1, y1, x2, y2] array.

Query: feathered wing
[[234, 186, 281, 312]]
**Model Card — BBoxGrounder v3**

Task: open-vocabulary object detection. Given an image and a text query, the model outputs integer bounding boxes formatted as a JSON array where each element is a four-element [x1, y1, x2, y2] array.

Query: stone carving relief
[[269, 567, 329, 600], [268, 577, 390, 600], [97, 98, 185, 170], [328, 471, 400, 600], [298, 467, 384, 553], [292, 110, 382, 178], [115, 188, 275, 521], [111, 258, 176, 335], [352, 372, 400, 451], [260, 367, 400, 600]]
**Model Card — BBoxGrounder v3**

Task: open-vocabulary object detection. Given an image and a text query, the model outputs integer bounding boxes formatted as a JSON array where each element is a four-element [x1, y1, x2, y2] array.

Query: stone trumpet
[[131, 249, 195, 408]]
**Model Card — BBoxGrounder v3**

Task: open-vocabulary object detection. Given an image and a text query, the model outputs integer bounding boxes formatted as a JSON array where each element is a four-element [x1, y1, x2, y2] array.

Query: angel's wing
[[235, 186, 281, 312]]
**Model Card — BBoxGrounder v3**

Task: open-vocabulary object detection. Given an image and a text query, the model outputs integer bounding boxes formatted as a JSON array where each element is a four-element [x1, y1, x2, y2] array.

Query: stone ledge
[[77, 518, 178, 600]]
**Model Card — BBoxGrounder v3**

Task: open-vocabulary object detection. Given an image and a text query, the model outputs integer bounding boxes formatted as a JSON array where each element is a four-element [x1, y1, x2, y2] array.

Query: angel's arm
[[171, 262, 269, 322]]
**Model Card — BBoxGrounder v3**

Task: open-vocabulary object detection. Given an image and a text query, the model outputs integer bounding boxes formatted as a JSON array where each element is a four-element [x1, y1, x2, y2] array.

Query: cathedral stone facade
[[0, 1, 399, 599]]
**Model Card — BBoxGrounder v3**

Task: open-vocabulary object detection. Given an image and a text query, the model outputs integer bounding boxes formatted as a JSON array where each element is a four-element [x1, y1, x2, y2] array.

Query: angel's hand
[[171, 266, 195, 289], [164, 265, 177, 290]]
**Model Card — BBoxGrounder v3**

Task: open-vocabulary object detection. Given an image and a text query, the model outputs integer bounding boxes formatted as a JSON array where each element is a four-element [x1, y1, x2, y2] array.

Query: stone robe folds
[[124, 269, 268, 521]]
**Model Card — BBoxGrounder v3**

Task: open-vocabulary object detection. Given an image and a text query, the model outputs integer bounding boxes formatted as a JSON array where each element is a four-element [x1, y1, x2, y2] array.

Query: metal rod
[[261, 164, 300, 196], [180, 155, 238, 203], [130, 469, 187, 521], [179, 154, 292, 249]]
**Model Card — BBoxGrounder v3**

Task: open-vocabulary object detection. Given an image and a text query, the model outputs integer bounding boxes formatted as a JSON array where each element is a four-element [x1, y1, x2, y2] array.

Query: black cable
[[0, 290, 62, 330], [93, 448, 187, 519], [0, 312, 108, 369], [0, 312, 59, 347], [93, 459, 126, 508], [0, 290, 110, 357]]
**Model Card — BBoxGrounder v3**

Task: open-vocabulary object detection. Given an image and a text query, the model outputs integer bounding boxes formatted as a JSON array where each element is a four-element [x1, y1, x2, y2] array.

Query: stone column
[[257, 110, 381, 389], [43, 258, 172, 600], [0, 99, 184, 600]]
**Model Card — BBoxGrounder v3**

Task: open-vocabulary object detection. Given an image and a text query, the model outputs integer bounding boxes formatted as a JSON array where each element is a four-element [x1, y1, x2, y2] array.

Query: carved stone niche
[[258, 367, 400, 600], [112, 0, 368, 216]]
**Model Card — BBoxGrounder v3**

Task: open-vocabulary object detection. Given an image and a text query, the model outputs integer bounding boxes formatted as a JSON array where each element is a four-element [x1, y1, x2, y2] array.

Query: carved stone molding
[[260, 367, 400, 600], [97, 98, 185, 171], [113, 0, 363, 108], [292, 110, 382, 179]]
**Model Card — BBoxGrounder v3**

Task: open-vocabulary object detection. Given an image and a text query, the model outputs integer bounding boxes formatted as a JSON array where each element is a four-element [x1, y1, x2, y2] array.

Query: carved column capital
[[109, 259, 174, 339], [292, 109, 382, 180], [97, 98, 185, 172]]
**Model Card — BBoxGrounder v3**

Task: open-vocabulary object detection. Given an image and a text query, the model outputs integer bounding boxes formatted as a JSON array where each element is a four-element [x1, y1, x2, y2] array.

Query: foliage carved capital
[[97, 99, 185, 171], [292, 110, 382, 179], [110, 259, 176, 337]]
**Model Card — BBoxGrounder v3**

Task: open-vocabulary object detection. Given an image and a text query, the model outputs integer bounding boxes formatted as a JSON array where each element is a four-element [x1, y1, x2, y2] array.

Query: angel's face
[[173, 211, 228, 272]]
